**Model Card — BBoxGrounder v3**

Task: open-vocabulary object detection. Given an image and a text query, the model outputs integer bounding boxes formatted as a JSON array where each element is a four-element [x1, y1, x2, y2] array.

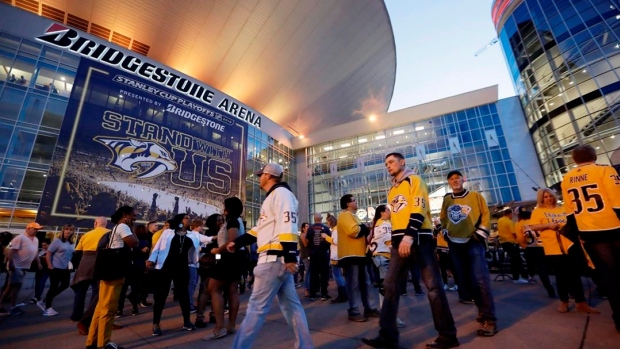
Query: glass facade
[[496, 0, 620, 188], [0, 30, 296, 228], [306, 103, 521, 222]]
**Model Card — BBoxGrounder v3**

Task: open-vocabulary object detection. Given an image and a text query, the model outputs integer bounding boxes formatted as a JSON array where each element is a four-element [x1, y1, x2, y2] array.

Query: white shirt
[[109, 223, 132, 249], [9, 234, 39, 269]]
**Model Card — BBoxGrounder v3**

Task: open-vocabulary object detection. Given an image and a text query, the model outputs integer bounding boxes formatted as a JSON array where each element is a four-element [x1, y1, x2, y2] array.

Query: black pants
[[501, 243, 527, 280], [523, 247, 553, 292], [153, 267, 190, 325], [118, 267, 144, 311], [546, 246, 586, 303], [45, 269, 70, 309], [309, 254, 330, 297], [583, 237, 620, 327]]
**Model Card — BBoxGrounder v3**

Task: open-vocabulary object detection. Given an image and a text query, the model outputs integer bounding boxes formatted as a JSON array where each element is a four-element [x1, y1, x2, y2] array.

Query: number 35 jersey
[[561, 163, 620, 232]]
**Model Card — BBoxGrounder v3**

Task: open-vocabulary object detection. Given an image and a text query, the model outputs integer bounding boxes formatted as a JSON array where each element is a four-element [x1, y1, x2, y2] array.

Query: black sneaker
[[30, 297, 38, 304], [320, 295, 331, 301], [131, 308, 139, 316], [114, 310, 123, 318], [101, 342, 125, 349], [348, 313, 367, 322], [183, 321, 196, 331], [477, 320, 498, 337], [426, 337, 460, 348], [459, 299, 475, 305], [0, 307, 9, 316], [195, 319, 207, 328], [152, 325, 163, 336], [361, 336, 404, 349]]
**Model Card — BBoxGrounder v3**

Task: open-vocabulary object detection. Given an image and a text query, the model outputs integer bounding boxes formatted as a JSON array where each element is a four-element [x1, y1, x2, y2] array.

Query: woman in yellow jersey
[[530, 189, 599, 314]]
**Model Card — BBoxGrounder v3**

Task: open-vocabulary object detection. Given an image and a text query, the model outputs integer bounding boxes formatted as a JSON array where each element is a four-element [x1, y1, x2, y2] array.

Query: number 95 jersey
[[561, 163, 620, 232]]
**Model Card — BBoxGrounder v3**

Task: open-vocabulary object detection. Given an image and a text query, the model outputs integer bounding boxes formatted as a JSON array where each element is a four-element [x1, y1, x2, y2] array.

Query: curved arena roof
[[22, 0, 397, 137]]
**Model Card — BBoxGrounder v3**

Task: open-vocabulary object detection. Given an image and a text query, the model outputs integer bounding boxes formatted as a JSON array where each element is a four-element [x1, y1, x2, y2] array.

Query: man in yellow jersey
[[562, 144, 620, 332], [440, 170, 497, 337], [497, 209, 529, 284], [337, 194, 380, 322], [363, 153, 457, 349]]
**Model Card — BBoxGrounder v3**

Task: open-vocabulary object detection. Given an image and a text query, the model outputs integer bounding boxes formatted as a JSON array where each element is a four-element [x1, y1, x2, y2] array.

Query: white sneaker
[[43, 307, 59, 316], [36, 301, 46, 312], [513, 278, 529, 284], [448, 285, 458, 291], [396, 318, 406, 328], [443, 284, 448, 290]]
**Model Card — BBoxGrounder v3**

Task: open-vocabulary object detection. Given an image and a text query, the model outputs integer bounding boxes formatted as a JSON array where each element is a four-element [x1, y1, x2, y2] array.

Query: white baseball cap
[[253, 163, 283, 177]]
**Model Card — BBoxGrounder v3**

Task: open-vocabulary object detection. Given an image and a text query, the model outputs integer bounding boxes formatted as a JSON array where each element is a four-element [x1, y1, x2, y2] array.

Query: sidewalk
[[0, 273, 617, 348]]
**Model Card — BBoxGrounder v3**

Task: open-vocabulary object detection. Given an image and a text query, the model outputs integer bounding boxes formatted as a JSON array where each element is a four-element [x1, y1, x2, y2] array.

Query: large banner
[[37, 60, 246, 226]]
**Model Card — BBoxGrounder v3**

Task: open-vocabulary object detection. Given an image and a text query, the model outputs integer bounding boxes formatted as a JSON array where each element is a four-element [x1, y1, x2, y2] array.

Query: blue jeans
[[379, 235, 456, 343], [344, 262, 377, 316], [232, 262, 312, 349], [332, 264, 346, 287], [448, 238, 496, 321], [188, 266, 198, 306]]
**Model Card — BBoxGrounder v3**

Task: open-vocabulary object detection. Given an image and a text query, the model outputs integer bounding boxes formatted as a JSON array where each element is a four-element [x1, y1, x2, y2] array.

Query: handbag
[[93, 225, 131, 281]]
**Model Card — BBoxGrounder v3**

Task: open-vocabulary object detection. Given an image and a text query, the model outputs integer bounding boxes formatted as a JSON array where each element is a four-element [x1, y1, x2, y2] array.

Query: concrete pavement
[[0, 273, 617, 349]]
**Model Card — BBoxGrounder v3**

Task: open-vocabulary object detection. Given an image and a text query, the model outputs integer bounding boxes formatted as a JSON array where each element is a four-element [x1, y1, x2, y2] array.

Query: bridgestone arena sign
[[36, 23, 262, 128]]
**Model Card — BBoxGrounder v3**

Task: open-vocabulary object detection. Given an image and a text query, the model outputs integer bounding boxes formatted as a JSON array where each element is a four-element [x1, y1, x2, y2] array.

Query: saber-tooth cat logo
[[94, 137, 177, 179]]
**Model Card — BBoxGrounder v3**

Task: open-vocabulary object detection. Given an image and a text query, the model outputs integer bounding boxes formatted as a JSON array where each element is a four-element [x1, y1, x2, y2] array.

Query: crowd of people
[[0, 145, 619, 349]]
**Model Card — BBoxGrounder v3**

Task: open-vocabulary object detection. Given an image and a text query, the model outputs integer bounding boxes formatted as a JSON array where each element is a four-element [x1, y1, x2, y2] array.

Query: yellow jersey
[[387, 174, 433, 241], [562, 163, 620, 233], [497, 216, 517, 244], [530, 206, 573, 255]]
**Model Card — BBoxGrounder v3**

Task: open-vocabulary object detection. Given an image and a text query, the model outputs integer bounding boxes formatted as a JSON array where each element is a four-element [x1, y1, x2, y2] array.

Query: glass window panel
[[41, 46, 62, 62], [0, 49, 15, 82], [18, 94, 46, 125], [60, 52, 80, 68], [34, 62, 57, 93], [17, 170, 46, 203], [0, 123, 12, 155], [0, 88, 25, 122], [0, 166, 24, 201], [8, 56, 36, 86], [19, 39, 42, 57], [30, 134, 57, 165], [5, 128, 36, 164], [41, 98, 67, 130], [53, 66, 76, 97]]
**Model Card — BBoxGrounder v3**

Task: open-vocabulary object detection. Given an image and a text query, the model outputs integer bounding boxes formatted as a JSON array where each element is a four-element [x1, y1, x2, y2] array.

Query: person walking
[[306, 213, 332, 301], [31, 239, 50, 305], [39, 224, 75, 316], [363, 153, 457, 349], [562, 144, 620, 331], [337, 194, 379, 322], [147, 213, 197, 336], [530, 188, 599, 314], [0, 222, 42, 316], [497, 209, 528, 284], [85, 206, 138, 349], [227, 163, 312, 349], [440, 169, 497, 337], [326, 214, 347, 304]]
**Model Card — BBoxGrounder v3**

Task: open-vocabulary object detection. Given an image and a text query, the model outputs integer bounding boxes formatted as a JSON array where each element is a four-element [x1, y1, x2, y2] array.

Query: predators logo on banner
[[37, 61, 246, 226]]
